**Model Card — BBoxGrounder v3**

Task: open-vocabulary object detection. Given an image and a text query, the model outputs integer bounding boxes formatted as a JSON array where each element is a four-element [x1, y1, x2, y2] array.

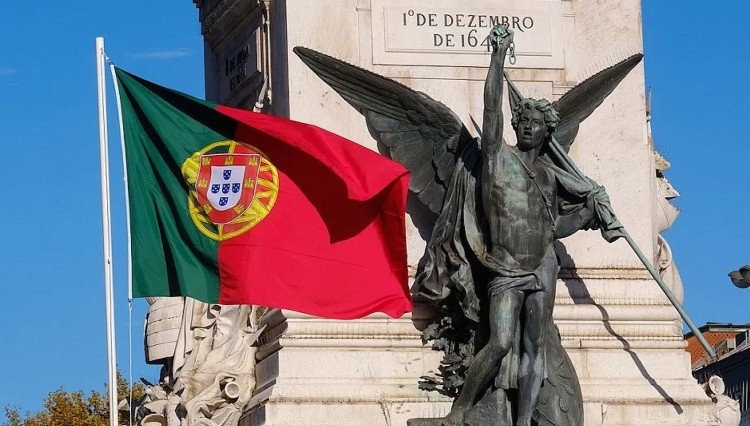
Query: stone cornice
[[196, 0, 263, 48]]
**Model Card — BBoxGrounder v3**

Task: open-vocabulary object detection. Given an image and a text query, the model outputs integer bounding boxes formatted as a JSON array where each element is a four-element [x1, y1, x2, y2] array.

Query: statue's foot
[[441, 408, 467, 426]]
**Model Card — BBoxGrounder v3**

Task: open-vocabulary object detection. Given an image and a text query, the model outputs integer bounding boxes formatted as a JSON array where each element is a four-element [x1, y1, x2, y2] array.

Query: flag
[[113, 68, 411, 319]]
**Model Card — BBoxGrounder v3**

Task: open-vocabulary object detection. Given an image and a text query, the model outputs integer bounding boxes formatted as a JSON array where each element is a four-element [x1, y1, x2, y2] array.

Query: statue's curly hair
[[511, 98, 560, 133]]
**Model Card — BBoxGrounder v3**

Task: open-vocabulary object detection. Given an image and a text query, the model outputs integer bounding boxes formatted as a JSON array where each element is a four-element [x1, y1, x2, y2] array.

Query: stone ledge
[[239, 399, 719, 426]]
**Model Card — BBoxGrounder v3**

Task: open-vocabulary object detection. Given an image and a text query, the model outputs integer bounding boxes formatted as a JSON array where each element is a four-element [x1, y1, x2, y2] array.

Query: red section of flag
[[215, 106, 412, 319]]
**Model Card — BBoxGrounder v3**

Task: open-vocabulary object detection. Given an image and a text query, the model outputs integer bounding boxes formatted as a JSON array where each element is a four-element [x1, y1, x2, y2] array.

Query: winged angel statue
[[296, 26, 642, 426]]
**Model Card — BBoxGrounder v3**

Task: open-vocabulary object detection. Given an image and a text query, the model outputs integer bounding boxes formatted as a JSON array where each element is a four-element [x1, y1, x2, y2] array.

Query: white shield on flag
[[207, 165, 245, 211], [194, 153, 262, 225]]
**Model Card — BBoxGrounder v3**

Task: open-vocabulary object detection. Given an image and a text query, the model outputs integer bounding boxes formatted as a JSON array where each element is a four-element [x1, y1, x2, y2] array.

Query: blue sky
[[1, 0, 748, 417]]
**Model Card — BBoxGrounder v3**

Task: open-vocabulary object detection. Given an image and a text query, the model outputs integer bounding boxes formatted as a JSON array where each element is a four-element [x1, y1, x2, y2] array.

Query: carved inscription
[[217, 31, 260, 101], [225, 44, 250, 93], [370, 0, 565, 68], [401, 10, 535, 50]]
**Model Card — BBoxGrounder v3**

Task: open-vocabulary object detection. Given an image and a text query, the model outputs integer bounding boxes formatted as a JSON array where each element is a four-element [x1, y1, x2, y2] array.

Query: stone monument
[[180, 0, 733, 424]]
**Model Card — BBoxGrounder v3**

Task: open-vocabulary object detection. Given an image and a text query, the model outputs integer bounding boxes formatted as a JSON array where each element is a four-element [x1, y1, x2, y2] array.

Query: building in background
[[688, 323, 750, 425]]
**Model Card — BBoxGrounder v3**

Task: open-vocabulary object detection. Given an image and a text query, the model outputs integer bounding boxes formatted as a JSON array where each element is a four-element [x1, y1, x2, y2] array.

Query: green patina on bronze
[[295, 24, 709, 426]]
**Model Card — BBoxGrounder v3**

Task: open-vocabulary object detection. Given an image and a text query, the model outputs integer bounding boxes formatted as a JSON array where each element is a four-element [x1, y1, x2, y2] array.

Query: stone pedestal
[[238, 308, 450, 426], [192, 0, 722, 424]]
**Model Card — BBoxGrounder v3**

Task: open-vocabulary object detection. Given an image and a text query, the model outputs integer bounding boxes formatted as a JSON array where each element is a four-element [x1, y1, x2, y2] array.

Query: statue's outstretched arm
[[482, 25, 513, 156], [554, 208, 596, 239]]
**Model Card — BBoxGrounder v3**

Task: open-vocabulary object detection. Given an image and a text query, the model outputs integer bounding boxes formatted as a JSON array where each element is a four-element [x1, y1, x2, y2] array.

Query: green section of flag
[[115, 68, 236, 302]]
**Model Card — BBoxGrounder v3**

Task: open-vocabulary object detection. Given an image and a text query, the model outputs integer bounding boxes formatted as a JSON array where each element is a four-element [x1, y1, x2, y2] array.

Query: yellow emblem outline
[[181, 140, 279, 241]]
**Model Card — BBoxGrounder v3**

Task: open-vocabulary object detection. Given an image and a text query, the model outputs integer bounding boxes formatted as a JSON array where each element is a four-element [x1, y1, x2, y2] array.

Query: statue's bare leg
[[442, 288, 524, 426], [516, 291, 546, 426]]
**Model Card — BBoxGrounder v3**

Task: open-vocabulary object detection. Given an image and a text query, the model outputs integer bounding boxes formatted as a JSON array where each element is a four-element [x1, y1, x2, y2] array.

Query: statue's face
[[515, 108, 548, 151]]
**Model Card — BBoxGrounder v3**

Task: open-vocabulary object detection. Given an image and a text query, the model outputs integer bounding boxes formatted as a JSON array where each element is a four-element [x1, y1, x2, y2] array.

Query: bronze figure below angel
[[295, 25, 641, 426]]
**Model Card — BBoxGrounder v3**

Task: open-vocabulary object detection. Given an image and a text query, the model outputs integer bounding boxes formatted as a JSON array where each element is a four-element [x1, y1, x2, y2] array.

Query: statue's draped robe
[[413, 140, 622, 390]]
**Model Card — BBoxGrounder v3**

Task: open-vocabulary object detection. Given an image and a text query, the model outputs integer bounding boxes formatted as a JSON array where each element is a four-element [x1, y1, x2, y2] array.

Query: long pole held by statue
[[545, 139, 717, 360], [95, 36, 119, 426]]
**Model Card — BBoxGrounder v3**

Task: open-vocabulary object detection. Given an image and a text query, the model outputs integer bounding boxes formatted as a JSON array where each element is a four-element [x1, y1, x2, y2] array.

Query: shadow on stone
[[408, 388, 512, 426], [556, 241, 684, 415]]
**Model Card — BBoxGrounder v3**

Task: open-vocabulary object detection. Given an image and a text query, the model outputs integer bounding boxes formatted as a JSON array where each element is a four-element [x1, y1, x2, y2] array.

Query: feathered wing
[[505, 53, 644, 151], [294, 46, 475, 215], [533, 325, 584, 426]]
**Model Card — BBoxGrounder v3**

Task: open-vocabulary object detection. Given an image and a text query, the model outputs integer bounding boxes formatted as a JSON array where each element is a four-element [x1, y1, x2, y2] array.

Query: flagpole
[[96, 36, 119, 426]]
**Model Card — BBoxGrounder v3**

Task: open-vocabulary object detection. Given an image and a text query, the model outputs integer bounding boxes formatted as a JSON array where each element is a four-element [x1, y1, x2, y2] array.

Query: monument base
[[238, 308, 723, 426], [238, 309, 452, 426]]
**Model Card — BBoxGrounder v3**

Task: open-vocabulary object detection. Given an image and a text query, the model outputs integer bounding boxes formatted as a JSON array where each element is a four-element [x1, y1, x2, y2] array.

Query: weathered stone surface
[[137, 299, 264, 425]]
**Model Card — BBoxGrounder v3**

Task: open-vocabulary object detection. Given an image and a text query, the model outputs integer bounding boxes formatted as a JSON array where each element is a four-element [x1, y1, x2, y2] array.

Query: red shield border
[[195, 153, 262, 224]]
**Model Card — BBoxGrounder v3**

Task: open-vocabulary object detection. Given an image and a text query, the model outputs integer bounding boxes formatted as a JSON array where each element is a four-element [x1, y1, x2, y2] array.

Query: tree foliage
[[3, 370, 145, 426]]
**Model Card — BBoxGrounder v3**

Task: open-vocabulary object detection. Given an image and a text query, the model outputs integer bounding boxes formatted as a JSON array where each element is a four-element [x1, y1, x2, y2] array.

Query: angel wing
[[296, 46, 642, 215], [294, 47, 475, 217], [532, 325, 585, 426], [506, 53, 644, 152]]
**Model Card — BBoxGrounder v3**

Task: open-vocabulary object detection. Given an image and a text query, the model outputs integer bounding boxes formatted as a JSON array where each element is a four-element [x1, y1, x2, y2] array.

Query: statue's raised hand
[[490, 24, 514, 53]]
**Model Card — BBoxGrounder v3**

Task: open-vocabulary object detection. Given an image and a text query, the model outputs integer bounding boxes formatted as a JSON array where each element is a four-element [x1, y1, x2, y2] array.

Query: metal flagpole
[[546, 138, 717, 360], [96, 36, 119, 426], [109, 61, 135, 426]]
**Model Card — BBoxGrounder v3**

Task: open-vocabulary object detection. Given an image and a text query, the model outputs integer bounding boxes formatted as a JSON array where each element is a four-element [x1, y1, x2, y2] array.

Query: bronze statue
[[419, 26, 613, 426], [295, 25, 644, 425]]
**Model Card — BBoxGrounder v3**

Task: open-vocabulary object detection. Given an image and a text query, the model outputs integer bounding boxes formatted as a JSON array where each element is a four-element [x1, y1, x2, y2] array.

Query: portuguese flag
[[114, 68, 411, 319]]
